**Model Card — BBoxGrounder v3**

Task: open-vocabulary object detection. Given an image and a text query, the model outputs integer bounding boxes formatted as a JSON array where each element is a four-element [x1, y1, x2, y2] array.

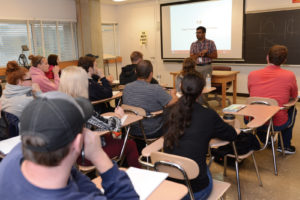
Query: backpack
[[211, 131, 260, 166]]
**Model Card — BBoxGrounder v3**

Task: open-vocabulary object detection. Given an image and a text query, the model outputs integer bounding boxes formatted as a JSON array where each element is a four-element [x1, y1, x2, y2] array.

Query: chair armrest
[[141, 137, 164, 157], [282, 98, 298, 108], [145, 110, 164, 118]]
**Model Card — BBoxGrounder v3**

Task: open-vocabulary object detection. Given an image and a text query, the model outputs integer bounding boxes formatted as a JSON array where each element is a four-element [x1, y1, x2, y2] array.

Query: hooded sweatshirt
[[1, 84, 36, 118], [29, 66, 59, 92]]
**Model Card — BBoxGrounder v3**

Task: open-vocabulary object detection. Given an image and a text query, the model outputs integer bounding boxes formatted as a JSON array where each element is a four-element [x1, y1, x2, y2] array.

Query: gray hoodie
[[1, 84, 35, 118]]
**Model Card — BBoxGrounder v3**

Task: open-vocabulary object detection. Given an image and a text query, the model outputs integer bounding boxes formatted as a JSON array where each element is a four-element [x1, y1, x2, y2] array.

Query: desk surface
[[92, 176, 187, 200], [224, 104, 280, 128], [94, 112, 143, 136], [92, 91, 123, 105], [212, 70, 239, 77]]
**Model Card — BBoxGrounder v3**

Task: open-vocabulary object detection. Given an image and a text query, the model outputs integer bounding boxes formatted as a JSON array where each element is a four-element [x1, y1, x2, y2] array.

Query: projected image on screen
[[161, 0, 244, 60], [170, 0, 232, 54]]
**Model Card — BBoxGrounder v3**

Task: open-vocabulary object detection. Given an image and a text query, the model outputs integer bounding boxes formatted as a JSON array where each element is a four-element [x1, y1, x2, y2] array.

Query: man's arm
[[166, 88, 178, 107], [83, 128, 139, 199]]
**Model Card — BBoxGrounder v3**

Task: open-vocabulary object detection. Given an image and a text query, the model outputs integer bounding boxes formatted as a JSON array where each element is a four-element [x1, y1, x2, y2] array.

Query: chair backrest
[[151, 151, 199, 180], [1, 111, 19, 138], [121, 104, 146, 117], [246, 97, 278, 106]]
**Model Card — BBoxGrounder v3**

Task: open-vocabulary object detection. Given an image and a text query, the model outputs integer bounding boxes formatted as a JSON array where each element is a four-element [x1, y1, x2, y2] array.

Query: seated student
[[0, 91, 138, 199], [59, 66, 140, 168], [163, 71, 237, 200], [1, 61, 41, 137], [123, 60, 177, 151], [175, 57, 197, 92], [29, 55, 60, 92], [78, 56, 113, 113], [120, 51, 158, 85], [45, 54, 59, 79], [248, 45, 298, 154]]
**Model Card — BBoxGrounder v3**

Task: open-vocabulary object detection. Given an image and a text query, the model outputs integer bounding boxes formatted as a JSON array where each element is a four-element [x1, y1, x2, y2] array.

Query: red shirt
[[248, 65, 298, 126]]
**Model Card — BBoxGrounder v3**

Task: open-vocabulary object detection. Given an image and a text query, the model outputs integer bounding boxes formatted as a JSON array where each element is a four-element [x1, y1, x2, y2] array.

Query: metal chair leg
[[232, 142, 241, 200], [278, 132, 285, 157], [270, 135, 278, 176], [252, 153, 263, 186], [235, 159, 241, 200]]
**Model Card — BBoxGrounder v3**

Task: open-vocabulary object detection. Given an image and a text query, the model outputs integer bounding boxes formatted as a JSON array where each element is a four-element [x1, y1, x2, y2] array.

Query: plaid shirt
[[190, 39, 217, 64]]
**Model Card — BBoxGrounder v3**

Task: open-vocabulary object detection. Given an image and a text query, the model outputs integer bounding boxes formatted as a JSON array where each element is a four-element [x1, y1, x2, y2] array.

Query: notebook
[[0, 136, 21, 155], [223, 104, 246, 113], [112, 91, 120, 96], [126, 167, 168, 200]]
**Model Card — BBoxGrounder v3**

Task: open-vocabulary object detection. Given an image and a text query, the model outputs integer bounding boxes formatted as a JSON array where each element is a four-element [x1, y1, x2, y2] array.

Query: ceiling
[[101, 0, 148, 5], [101, 0, 186, 5]]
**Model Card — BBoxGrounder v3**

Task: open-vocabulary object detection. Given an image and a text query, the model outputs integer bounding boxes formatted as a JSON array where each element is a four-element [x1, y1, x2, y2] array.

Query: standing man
[[190, 26, 217, 79], [248, 45, 298, 154]]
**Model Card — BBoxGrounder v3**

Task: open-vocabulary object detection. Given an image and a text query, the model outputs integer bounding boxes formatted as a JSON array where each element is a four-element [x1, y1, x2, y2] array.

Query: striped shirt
[[190, 39, 217, 65], [123, 80, 172, 137]]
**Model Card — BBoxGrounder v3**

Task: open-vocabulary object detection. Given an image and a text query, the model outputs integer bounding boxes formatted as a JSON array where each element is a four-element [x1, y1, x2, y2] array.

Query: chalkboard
[[245, 9, 300, 64]]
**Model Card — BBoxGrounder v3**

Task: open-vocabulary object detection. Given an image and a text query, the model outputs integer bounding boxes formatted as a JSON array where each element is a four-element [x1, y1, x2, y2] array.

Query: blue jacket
[[0, 143, 139, 200]]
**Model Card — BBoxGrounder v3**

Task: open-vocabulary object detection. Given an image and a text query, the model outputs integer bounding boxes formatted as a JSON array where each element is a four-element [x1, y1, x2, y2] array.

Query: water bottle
[[206, 74, 211, 88]]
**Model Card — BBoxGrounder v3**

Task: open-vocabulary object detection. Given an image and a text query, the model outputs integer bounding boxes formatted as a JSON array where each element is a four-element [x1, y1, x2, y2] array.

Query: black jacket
[[119, 64, 159, 85]]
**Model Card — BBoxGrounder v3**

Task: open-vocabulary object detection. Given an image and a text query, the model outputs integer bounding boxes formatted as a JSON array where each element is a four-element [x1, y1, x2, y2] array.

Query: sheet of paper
[[126, 167, 168, 200], [121, 114, 128, 125], [113, 91, 120, 96], [0, 136, 21, 155]]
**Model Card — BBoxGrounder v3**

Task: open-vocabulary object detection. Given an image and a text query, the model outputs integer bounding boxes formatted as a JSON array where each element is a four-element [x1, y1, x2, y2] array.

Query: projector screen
[[160, 0, 245, 61]]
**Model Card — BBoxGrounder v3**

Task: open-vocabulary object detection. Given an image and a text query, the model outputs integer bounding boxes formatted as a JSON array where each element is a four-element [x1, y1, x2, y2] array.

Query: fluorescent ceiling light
[[113, 0, 127, 2]]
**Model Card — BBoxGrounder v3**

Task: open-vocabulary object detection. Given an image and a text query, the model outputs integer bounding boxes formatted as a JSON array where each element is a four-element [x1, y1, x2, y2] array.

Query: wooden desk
[[212, 70, 239, 108], [223, 104, 280, 129], [170, 71, 239, 108], [92, 174, 187, 200], [94, 112, 143, 136], [91, 91, 123, 105], [224, 104, 281, 176]]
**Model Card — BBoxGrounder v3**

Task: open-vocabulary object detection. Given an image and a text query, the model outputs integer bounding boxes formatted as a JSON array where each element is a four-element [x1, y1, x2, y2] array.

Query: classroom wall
[[101, 0, 300, 94], [0, 0, 76, 21]]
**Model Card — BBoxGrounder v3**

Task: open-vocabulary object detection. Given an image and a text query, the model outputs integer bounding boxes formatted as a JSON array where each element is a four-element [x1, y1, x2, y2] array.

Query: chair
[[139, 138, 231, 200], [207, 66, 232, 106], [209, 118, 262, 200], [121, 104, 162, 146], [246, 97, 295, 175], [1, 111, 19, 138]]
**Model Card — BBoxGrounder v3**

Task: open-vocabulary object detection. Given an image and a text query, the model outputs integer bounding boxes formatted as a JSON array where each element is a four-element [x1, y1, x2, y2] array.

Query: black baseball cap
[[85, 53, 99, 59], [20, 91, 93, 152]]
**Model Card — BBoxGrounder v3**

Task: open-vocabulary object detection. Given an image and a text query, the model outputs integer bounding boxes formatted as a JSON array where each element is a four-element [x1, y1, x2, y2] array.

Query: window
[[0, 22, 29, 66], [0, 20, 78, 67], [102, 23, 119, 56]]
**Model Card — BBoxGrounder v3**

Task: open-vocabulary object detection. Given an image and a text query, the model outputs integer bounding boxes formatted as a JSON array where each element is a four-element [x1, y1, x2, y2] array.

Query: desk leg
[[233, 75, 237, 104], [119, 127, 130, 162], [172, 74, 176, 88], [222, 82, 226, 108]]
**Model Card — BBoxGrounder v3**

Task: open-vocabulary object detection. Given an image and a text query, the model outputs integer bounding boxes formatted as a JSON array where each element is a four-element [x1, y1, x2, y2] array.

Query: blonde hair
[[59, 66, 89, 98]]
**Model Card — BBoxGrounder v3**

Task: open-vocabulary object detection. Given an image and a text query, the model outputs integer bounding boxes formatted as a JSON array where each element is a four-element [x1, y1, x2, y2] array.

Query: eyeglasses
[[23, 78, 32, 81]]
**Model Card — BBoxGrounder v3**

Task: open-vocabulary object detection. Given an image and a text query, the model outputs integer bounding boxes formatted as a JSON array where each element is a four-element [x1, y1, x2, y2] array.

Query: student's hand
[[52, 65, 60, 75], [83, 128, 113, 173], [170, 88, 177, 98], [95, 67, 105, 79], [32, 83, 41, 93], [114, 106, 125, 118], [200, 49, 208, 56], [106, 74, 114, 83]]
